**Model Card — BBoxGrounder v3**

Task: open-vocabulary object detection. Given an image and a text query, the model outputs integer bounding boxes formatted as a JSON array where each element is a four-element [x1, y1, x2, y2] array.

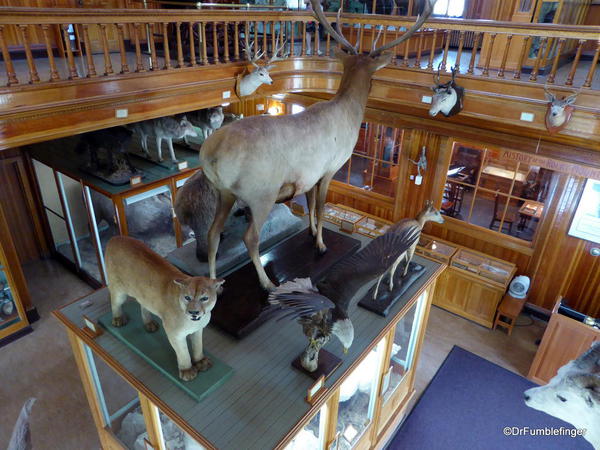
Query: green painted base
[[98, 301, 233, 402]]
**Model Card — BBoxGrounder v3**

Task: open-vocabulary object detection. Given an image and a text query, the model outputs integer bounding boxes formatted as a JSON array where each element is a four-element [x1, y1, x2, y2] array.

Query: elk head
[[309, 0, 436, 94], [429, 65, 464, 117], [544, 87, 578, 134], [236, 36, 287, 98]]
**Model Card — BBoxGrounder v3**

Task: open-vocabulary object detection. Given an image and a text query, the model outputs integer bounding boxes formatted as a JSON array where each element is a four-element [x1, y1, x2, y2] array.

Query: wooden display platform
[[98, 301, 233, 402], [211, 227, 361, 339], [358, 262, 426, 317], [291, 349, 342, 380], [53, 219, 444, 450]]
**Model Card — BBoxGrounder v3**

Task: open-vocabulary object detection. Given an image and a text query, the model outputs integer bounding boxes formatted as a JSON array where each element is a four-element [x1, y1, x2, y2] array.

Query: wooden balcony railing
[[0, 8, 598, 90]]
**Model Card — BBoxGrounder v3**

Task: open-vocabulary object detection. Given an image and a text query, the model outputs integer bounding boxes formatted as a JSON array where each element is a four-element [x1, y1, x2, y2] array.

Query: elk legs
[[306, 186, 317, 236], [207, 190, 236, 279], [315, 174, 334, 254], [243, 197, 277, 291]]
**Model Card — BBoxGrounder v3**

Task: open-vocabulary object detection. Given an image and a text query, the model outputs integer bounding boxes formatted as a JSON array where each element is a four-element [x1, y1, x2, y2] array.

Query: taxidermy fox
[[105, 236, 224, 381]]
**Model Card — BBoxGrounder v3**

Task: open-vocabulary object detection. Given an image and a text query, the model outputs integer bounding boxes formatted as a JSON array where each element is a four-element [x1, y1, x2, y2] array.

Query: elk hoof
[[317, 244, 328, 255], [261, 280, 277, 291]]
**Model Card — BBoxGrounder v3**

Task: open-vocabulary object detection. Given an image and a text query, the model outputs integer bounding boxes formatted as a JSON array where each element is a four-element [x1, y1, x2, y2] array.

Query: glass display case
[[285, 407, 327, 450], [323, 203, 364, 228], [28, 142, 199, 286], [451, 248, 515, 286], [0, 204, 32, 343], [415, 234, 458, 264], [355, 216, 391, 238], [335, 338, 387, 450]]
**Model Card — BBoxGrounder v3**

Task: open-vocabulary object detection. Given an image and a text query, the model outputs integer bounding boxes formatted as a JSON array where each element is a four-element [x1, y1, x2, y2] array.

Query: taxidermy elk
[[200, 0, 435, 290], [544, 87, 578, 134], [235, 37, 287, 98], [429, 65, 464, 118]]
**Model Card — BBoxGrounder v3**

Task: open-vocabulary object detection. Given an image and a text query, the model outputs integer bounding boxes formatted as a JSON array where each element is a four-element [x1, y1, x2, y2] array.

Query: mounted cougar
[[201, 0, 435, 290]]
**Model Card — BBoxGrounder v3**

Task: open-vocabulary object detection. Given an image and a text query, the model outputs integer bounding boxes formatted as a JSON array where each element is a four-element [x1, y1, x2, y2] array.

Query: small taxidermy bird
[[268, 224, 421, 372]]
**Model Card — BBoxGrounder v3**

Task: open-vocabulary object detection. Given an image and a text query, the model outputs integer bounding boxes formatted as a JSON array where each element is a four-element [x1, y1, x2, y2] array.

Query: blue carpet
[[388, 346, 591, 450]]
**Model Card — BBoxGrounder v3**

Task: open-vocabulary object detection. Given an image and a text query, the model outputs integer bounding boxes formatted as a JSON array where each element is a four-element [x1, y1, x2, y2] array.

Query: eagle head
[[331, 318, 354, 354]]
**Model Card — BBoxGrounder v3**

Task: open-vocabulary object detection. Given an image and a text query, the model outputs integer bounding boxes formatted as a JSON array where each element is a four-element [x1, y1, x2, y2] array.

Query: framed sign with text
[[568, 179, 600, 244]]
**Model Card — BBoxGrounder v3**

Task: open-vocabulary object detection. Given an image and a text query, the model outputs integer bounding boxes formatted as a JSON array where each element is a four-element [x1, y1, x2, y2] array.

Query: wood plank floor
[[0, 259, 547, 449]]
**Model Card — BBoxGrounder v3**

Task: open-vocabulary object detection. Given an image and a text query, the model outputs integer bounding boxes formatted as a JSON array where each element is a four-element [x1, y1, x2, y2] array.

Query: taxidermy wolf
[[131, 116, 197, 162], [524, 341, 600, 449], [174, 170, 247, 261], [106, 236, 224, 381], [187, 107, 225, 142], [75, 127, 135, 174]]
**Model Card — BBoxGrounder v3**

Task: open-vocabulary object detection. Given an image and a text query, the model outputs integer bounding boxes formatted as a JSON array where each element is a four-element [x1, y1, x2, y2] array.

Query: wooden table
[[518, 201, 544, 230]]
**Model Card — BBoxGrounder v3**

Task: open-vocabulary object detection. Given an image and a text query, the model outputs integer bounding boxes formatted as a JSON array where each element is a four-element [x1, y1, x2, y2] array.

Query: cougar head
[[173, 277, 225, 321]]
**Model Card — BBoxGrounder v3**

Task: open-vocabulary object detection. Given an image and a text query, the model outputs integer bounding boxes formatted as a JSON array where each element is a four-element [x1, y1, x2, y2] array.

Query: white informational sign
[[568, 178, 600, 244]]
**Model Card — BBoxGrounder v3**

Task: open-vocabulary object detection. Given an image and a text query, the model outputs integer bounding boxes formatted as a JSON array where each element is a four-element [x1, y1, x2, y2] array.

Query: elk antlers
[[309, 0, 435, 56]]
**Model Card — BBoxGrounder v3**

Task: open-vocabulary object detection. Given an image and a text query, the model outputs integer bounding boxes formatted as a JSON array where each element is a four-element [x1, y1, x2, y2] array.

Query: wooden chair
[[441, 183, 464, 217], [489, 191, 516, 233]]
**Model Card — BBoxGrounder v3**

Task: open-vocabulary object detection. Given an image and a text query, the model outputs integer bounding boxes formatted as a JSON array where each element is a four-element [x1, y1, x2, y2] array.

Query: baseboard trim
[[523, 302, 550, 322], [0, 325, 33, 348]]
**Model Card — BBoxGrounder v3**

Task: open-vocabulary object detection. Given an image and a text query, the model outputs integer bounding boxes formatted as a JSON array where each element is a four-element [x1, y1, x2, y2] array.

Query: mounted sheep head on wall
[[429, 65, 464, 118], [544, 87, 578, 134], [235, 36, 287, 98]]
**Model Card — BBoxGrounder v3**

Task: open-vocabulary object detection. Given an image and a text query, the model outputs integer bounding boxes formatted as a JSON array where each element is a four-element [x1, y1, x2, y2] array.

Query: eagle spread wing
[[318, 223, 422, 312], [267, 278, 336, 321]]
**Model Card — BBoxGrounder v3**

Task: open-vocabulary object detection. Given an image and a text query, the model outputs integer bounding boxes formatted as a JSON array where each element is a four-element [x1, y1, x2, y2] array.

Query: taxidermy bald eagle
[[268, 224, 421, 372]]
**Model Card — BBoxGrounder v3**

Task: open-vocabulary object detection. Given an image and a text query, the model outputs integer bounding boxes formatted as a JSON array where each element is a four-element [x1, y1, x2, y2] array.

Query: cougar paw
[[144, 320, 159, 333], [112, 315, 128, 327], [179, 366, 198, 381], [194, 356, 213, 372]]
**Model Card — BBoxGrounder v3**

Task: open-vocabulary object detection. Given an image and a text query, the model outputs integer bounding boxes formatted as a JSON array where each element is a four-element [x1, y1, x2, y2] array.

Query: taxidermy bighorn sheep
[[544, 87, 578, 134], [235, 36, 287, 98], [201, 0, 435, 290], [429, 65, 464, 117]]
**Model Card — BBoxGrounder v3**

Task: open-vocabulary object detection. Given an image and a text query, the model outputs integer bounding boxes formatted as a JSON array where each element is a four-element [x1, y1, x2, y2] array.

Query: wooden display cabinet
[[0, 204, 32, 345], [528, 296, 600, 385], [415, 234, 458, 265], [27, 140, 200, 286], [54, 223, 444, 450], [433, 247, 516, 328]]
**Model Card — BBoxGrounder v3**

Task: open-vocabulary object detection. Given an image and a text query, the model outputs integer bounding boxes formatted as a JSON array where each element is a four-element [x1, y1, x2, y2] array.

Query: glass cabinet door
[[123, 185, 177, 256], [285, 406, 328, 450], [335, 338, 387, 450], [0, 263, 29, 338], [378, 292, 428, 433]]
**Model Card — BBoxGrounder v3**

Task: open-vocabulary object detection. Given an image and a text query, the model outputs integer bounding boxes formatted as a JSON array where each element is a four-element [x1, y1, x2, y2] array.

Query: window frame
[[437, 140, 557, 249]]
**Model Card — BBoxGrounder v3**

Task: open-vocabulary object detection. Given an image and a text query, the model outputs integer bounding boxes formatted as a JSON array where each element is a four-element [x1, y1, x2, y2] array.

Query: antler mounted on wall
[[235, 34, 287, 98], [429, 63, 464, 118], [544, 86, 579, 134]]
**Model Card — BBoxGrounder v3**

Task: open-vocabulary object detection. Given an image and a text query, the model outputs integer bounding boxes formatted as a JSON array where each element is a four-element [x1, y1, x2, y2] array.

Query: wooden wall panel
[[0, 150, 46, 264]]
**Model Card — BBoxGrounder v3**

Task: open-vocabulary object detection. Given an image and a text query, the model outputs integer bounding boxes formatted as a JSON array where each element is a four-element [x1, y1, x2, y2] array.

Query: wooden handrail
[[0, 8, 598, 38]]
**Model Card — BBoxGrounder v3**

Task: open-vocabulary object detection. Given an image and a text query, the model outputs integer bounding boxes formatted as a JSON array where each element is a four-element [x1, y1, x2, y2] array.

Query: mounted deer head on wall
[[200, 0, 435, 290], [544, 87, 578, 134], [429, 65, 464, 118], [235, 36, 287, 98]]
